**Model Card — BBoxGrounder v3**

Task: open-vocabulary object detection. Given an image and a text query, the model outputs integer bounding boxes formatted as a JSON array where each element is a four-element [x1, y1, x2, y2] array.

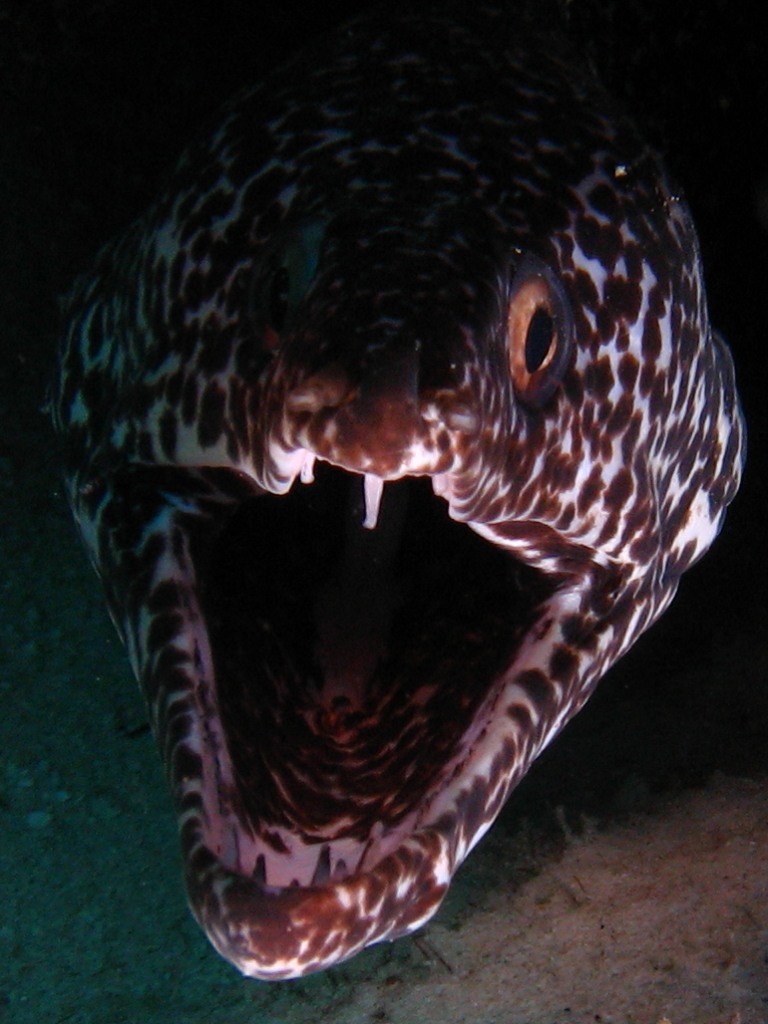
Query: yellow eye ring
[[506, 254, 573, 408]]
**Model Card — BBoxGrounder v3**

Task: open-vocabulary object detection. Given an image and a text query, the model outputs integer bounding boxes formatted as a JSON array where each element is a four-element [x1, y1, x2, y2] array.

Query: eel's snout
[[283, 339, 432, 480]]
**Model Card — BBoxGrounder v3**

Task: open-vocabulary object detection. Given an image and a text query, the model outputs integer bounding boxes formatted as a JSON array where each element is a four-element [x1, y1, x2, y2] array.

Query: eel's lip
[[186, 819, 454, 980], [171, 461, 575, 978]]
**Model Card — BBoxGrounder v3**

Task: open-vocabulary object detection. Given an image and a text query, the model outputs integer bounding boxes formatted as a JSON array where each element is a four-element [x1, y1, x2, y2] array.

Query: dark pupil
[[268, 266, 290, 332], [525, 307, 554, 373]]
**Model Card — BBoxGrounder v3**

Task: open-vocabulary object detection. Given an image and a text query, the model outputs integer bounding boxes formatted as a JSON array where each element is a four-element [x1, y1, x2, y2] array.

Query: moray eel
[[51, 7, 744, 979]]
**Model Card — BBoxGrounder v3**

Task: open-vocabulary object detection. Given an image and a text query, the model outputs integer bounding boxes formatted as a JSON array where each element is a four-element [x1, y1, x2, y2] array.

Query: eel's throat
[[196, 464, 555, 891]]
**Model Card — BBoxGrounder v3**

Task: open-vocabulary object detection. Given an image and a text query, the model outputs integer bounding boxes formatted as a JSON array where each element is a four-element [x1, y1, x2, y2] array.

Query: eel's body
[[51, 7, 744, 979]]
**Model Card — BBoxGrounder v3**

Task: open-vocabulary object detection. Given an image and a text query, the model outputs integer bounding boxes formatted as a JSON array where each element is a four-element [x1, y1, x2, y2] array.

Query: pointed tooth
[[362, 474, 384, 529], [253, 853, 267, 884], [300, 451, 316, 484], [311, 844, 331, 885]]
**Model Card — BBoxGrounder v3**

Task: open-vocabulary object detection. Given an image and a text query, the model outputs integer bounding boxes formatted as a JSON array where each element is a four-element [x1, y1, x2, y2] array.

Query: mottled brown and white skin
[[50, 5, 744, 979]]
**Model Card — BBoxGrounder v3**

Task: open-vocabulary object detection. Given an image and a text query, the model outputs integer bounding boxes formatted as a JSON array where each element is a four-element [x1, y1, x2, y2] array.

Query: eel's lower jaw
[[172, 464, 570, 979], [187, 815, 455, 979]]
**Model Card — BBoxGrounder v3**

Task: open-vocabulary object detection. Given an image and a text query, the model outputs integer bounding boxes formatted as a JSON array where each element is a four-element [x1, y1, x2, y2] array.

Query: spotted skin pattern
[[51, 8, 744, 979]]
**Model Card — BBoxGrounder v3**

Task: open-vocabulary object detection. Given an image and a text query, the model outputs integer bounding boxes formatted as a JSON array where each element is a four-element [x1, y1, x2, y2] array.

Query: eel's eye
[[507, 253, 574, 407], [253, 218, 326, 350], [267, 265, 291, 333]]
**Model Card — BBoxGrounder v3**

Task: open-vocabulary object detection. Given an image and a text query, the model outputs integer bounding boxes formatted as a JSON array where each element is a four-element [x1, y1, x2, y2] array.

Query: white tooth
[[362, 474, 384, 529], [300, 451, 316, 484]]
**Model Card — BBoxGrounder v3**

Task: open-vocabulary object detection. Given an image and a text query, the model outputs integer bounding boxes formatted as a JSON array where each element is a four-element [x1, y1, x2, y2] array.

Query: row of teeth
[[297, 450, 451, 531], [297, 451, 384, 529]]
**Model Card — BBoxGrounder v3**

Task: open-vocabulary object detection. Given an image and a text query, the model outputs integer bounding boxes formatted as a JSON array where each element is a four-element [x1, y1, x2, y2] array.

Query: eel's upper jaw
[[259, 333, 481, 496]]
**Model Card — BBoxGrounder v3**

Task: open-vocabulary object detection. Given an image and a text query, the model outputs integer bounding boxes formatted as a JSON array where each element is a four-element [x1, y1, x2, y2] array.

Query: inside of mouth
[[201, 462, 551, 886]]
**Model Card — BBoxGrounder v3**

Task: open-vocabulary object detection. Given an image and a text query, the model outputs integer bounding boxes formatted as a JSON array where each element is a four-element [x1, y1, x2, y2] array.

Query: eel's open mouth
[[197, 462, 555, 893]]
